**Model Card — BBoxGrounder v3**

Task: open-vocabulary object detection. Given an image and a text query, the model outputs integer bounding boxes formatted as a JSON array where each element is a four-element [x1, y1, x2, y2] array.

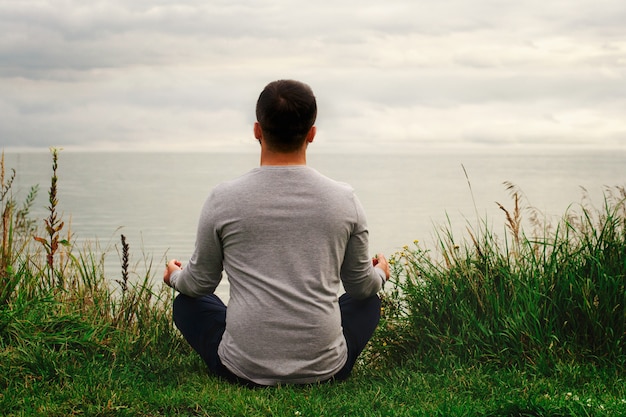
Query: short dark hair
[[256, 80, 317, 153]]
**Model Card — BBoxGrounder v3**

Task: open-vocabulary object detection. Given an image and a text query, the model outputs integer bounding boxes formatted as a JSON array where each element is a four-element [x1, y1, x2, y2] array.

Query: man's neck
[[260, 148, 307, 166]]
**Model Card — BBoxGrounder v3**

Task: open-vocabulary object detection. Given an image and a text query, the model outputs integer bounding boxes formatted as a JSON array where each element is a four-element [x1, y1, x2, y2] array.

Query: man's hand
[[163, 259, 183, 287], [373, 253, 390, 281]]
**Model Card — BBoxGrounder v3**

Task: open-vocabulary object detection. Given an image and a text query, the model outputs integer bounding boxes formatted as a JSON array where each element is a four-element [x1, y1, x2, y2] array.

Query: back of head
[[256, 80, 317, 153]]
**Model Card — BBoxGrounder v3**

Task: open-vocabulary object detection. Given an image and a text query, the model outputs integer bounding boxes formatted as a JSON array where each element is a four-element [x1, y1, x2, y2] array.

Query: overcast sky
[[1, 0, 625, 153]]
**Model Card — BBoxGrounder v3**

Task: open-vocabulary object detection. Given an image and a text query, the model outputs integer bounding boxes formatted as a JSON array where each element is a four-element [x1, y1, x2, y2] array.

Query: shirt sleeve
[[169, 194, 224, 297], [339, 194, 383, 299]]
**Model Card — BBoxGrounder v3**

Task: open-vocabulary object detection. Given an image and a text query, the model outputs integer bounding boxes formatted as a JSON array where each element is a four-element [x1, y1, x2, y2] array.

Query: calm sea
[[5, 149, 625, 299]]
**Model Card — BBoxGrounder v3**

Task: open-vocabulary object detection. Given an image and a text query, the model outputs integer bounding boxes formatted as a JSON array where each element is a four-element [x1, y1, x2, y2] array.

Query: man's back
[[200, 166, 379, 384]]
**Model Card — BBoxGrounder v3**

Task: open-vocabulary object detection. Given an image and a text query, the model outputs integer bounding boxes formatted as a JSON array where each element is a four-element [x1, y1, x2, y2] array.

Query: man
[[164, 79, 390, 386]]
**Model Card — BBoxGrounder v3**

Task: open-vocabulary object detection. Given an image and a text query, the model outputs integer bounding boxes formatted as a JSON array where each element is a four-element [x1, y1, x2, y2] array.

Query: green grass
[[1, 150, 625, 416], [3, 347, 625, 416], [373, 183, 626, 371]]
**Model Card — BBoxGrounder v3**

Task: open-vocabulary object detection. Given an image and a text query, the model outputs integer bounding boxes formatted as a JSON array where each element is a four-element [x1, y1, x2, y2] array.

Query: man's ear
[[254, 122, 263, 141], [306, 126, 316, 144]]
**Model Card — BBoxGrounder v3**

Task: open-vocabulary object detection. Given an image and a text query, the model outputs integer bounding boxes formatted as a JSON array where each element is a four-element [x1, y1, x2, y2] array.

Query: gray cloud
[[1, 0, 625, 151]]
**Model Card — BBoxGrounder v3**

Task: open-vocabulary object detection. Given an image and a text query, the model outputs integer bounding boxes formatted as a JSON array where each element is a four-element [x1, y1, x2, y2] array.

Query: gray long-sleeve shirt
[[170, 165, 384, 385]]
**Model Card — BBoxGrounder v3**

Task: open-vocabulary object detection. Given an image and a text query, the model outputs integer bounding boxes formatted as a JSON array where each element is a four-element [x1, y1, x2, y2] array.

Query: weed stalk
[[34, 148, 67, 289], [117, 234, 130, 294]]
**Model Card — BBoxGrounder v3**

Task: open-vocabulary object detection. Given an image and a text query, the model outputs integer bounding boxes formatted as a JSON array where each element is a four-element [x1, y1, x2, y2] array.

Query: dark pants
[[172, 292, 381, 386]]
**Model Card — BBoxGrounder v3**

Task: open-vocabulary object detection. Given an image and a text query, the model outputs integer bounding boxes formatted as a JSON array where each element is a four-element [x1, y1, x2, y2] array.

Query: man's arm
[[341, 229, 389, 298], [340, 195, 390, 298], [162, 195, 224, 297]]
